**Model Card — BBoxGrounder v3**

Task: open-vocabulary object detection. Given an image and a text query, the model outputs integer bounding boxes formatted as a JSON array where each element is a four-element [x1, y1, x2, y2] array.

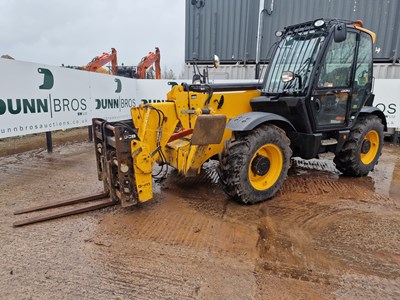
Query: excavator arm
[[83, 48, 118, 75], [136, 47, 161, 79]]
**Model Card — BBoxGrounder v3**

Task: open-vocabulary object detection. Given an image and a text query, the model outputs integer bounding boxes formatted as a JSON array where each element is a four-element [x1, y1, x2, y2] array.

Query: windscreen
[[263, 30, 326, 94]]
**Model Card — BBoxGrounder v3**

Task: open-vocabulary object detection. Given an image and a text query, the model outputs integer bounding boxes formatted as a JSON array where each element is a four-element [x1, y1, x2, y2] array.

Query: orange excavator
[[136, 47, 161, 79], [71, 47, 160, 79], [82, 48, 118, 75]]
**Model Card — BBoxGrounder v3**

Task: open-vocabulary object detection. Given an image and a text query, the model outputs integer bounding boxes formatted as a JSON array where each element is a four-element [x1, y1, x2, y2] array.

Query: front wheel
[[334, 115, 384, 176], [219, 124, 292, 204]]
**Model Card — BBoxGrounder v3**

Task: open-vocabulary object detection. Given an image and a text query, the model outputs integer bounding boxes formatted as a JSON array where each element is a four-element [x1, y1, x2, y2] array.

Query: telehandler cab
[[15, 19, 386, 226]]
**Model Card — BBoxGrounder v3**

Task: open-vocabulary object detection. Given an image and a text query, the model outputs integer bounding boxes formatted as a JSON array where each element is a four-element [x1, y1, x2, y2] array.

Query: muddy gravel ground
[[0, 128, 88, 156], [0, 141, 399, 299]]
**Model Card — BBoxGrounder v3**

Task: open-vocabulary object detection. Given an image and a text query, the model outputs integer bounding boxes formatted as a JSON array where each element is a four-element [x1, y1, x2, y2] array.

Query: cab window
[[352, 32, 373, 110], [313, 32, 357, 126], [317, 32, 357, 88]]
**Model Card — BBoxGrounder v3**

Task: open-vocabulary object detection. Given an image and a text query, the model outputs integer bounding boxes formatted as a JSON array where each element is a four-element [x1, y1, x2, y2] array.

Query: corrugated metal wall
[[182, 63, 400, 80], [260, 0, 400, 62], [185, 0, 260, 63], [182, 64, 265, 80], [186, 0, 400, 63]]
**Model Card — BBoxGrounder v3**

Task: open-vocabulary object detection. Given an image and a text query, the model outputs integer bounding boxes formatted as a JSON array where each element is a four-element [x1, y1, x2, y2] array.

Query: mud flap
[[191, 115, 227, 145], [185, 115, 227, 176]]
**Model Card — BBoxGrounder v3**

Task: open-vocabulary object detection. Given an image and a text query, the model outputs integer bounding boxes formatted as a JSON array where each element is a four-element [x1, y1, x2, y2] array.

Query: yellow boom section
[[130, 84, 261, 201]]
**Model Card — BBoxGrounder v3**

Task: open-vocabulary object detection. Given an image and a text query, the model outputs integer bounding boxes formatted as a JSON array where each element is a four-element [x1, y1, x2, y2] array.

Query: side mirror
[[213, 55, 220, 69], [334, 23, 347, 43], [281, 71, 295, 82]]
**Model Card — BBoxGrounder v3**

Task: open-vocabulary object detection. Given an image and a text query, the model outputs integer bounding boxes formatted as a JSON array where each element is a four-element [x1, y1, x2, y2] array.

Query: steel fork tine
[[13, 197, 116, 227], [14, 192, 109, 215]]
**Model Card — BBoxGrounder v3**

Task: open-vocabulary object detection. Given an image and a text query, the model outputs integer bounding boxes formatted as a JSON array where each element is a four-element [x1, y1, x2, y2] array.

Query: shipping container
[[186, 0, 260, 63], [259, 0, 400, 63], [183, 63, 400, 80], [186, 0, 400, 63]]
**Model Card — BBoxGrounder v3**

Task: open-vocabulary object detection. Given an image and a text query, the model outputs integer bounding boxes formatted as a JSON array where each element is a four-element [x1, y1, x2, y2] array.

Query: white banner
[[90, 73, 137, 121], [1, 59, 399, 139], [0, 59, 179, 138], [0, 60, 89, 137], [373, 79, 400, 129]]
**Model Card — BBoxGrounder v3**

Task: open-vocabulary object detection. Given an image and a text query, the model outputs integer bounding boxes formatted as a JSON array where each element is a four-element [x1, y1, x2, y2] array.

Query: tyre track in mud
[[88, 179, 260, 299], [1, 142, 399, 299], [140, 149, 400, 298], [1, 143, 259, 299], [251, 149, 400, 298]]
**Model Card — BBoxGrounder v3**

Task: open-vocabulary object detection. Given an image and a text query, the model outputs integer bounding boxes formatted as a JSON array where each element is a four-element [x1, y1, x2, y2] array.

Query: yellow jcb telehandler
[[14, 19, 386, 226]]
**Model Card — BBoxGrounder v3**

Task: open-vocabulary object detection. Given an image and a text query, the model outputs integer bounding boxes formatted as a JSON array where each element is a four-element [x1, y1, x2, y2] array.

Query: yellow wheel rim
[[249, 144, 283, 190], [360, 130, 379, 165]]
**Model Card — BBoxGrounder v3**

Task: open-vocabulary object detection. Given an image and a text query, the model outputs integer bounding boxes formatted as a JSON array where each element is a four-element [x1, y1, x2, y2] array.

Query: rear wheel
[[219, 124, 292, 204], [334, 115, 384, 176]]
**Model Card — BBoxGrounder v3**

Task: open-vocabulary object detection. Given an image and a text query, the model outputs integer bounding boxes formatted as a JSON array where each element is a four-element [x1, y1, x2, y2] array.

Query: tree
[[162, 67, 176, 79]]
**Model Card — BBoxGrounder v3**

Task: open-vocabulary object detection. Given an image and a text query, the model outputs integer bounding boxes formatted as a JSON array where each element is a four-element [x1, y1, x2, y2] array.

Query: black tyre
[[219, 124, 292, 204], [334, 115, 384, 176]]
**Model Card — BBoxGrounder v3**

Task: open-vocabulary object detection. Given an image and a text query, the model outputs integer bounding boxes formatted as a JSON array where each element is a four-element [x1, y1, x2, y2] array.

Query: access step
[[320, 138, 338, 146]]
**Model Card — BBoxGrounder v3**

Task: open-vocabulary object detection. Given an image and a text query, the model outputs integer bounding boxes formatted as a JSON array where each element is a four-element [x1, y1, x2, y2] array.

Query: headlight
[[281, 71, 295, 82], [314, 19, 325, 28]]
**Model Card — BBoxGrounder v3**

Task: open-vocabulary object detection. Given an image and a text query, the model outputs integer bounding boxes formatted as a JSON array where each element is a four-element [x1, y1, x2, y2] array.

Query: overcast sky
[[0, 0, 186, 75]]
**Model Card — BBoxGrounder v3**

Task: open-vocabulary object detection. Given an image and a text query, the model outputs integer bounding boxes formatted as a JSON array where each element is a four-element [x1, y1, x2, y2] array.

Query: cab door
[[310, 31, 358, 130]]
